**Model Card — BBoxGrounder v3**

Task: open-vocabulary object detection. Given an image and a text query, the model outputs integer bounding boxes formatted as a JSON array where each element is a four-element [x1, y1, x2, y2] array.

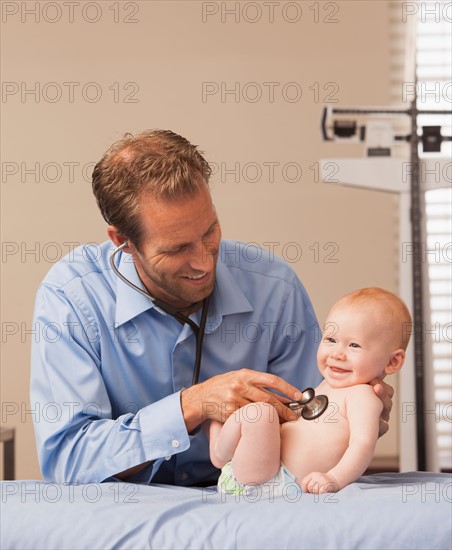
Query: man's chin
[[174, 281, 215, 310], [186, 286, 215, 306]]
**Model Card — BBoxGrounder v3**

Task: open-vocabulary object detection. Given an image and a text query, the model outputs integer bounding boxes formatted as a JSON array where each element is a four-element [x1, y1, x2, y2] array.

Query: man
[[31, 130, 393, 485]]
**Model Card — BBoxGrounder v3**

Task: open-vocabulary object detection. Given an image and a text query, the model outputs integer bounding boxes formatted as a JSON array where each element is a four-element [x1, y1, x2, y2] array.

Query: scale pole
[[409, 99, 427, 471]]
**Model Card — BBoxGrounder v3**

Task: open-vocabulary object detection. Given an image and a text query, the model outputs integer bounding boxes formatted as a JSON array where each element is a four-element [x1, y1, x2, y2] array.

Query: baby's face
[[317, 303, 397, 388]]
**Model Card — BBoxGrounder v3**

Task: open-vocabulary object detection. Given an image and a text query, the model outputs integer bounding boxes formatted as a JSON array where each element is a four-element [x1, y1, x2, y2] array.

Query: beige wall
[[1, 0, 400, 480]]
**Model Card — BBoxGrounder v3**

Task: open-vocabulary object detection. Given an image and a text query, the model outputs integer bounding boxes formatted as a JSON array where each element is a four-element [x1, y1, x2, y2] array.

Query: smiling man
[[30, 130, 393, 485], [109, 186, 221, 315]]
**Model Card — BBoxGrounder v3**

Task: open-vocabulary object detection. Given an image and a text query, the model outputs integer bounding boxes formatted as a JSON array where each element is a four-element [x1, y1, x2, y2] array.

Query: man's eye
[[167, 246, 185, 255]]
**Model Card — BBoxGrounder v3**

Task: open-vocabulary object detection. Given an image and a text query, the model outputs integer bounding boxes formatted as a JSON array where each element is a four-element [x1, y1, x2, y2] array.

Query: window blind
[[416, 1, 452, 471]]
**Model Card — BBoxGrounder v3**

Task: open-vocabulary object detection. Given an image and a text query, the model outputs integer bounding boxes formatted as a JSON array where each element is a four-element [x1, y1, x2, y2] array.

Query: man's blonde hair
[[92, 129, 211, 249]]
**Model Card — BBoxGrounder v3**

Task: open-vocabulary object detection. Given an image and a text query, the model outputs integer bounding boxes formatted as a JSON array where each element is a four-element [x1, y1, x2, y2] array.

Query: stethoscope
[[285, 388, 329, 420], [110, 242, 329, 420], [110, 241, 210, 386]]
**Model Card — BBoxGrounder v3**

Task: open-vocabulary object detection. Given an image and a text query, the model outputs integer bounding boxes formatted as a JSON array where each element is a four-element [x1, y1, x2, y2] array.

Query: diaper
[[217, 461, 302, 498]]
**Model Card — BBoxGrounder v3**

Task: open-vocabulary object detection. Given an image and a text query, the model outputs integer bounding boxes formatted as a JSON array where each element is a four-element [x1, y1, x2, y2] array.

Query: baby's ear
[[384, 349, 405, 375]]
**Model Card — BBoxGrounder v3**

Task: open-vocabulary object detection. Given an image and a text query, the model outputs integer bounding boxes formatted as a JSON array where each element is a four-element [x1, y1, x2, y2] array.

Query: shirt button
[[172, 440, 180, 448], [181, 472, 188, 481], [165, 456, 171, 461]]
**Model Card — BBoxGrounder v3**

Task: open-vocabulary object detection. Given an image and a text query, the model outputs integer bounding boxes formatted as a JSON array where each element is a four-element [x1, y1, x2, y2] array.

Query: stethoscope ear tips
[[117, 241, 130, 251]]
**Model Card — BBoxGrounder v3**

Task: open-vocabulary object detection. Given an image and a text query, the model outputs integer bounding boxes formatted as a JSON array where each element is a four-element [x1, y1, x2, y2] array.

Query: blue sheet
[[1, 472, 451, 549]]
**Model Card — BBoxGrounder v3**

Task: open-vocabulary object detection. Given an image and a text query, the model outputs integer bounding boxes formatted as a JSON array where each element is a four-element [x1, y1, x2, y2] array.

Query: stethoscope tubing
[[109, 242, 209, 386]]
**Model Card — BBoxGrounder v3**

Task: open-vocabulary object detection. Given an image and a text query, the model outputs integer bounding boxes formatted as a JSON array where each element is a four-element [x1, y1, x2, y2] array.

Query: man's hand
[[369, 377, 394, 437], [181, 369, 302, 432]]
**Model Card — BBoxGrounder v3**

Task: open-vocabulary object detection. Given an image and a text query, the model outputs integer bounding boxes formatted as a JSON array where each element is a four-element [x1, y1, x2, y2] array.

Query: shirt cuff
[[137, 391, 190, 460]]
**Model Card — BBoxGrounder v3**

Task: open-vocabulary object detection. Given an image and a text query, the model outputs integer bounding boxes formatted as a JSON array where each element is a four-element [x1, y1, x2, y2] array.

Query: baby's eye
[[349, 342, 361, 348], [324, 337, 336, 343]]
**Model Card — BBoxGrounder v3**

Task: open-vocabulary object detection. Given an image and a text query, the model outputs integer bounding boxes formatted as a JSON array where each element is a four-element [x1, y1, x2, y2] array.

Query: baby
[[208, 287, 412, 495]]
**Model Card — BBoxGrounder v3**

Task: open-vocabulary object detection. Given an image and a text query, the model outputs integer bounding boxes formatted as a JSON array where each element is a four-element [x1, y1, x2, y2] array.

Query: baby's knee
[[238, 402, 279, 426]]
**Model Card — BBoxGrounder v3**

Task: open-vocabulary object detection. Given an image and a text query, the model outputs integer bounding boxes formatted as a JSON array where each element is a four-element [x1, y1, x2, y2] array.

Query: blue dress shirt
[[30, 240, 321, 485]]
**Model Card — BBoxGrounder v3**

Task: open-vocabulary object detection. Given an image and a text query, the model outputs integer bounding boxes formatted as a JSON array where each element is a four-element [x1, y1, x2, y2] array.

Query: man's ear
[[107, 226, 135, 254], [384, 349, 405, 375]]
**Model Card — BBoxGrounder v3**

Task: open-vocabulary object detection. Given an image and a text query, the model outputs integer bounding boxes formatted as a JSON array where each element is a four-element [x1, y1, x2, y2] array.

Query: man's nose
[[188, 240, 216, 271]]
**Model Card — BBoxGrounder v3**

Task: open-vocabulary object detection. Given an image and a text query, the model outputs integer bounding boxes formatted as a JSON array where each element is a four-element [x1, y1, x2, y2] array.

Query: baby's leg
[[212, 402, 281, 485]]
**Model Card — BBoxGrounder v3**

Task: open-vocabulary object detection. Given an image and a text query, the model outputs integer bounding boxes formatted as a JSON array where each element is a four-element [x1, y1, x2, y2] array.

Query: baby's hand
[[301, 472, 340, 494]]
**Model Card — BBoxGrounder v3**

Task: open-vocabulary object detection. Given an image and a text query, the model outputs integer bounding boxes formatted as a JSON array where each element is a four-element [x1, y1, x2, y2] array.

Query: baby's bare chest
[[281, 399, 350, 450]]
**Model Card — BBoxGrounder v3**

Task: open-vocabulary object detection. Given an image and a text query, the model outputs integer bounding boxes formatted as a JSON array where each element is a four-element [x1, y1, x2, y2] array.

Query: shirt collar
[[114, 243, 254, 328], [114, 252, 156, 326]]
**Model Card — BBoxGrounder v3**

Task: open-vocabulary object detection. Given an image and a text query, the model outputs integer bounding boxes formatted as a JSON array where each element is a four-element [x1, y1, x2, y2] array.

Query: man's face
[[132, 186, 222, 311]]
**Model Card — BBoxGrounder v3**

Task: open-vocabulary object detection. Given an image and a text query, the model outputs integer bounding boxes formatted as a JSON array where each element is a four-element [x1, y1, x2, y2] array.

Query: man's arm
[[181, 369, 303, 430], [302, 385, 383, 493], [31, 284, 191, 484], [118, 369, 304, 480]]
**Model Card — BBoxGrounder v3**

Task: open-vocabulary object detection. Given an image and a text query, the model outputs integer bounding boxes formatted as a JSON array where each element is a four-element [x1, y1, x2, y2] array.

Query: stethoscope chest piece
[[286, 388, 329, 420], [300, 394, 329, 420]]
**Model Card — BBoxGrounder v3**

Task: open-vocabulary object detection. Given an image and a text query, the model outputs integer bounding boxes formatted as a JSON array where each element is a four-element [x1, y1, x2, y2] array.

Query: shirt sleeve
[[30, 284, 190, 484]]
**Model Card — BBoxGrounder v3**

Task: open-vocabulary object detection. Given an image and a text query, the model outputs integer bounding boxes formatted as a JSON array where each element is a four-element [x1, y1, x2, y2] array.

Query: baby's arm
[[208, 402, 281, 485], [302, 386, 383, 493]]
